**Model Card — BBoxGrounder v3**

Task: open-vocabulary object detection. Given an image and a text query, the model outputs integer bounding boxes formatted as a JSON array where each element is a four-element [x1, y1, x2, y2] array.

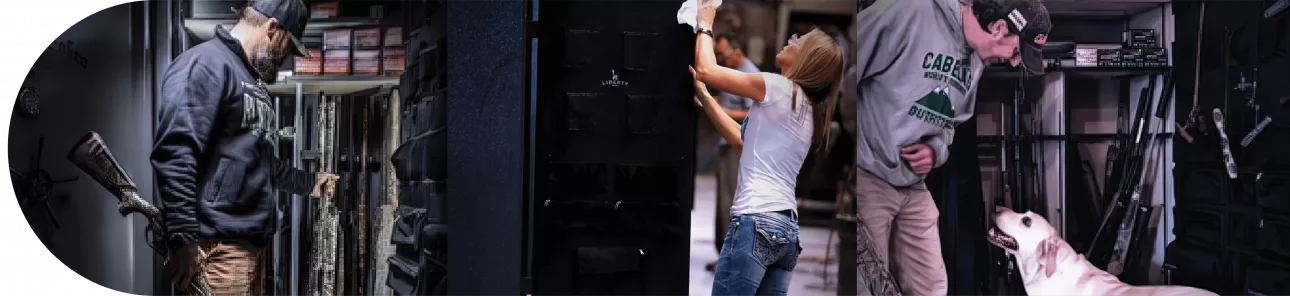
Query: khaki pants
[[186, 240, 265, 296], [851, 168, 947, 296], [714, 145, 739, 252]]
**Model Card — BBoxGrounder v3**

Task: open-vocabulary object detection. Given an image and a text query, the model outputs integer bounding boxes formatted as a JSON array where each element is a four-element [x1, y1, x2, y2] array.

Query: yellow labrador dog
[[986, 207, 1218, 296]]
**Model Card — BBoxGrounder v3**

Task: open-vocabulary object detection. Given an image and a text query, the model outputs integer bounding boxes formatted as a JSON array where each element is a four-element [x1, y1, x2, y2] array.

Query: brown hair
[[785, 29, 844, 153]]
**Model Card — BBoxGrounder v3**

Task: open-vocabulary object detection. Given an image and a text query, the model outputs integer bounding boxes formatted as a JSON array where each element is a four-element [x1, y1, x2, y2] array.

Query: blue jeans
[[712, 212, 802, 296]]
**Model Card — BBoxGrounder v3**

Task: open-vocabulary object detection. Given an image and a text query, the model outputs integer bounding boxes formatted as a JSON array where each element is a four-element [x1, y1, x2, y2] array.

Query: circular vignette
[[7, 1, 143, 294]]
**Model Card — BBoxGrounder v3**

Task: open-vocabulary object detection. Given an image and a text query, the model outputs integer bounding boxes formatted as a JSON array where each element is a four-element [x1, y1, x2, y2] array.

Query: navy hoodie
[[151, 25, 315, 246]]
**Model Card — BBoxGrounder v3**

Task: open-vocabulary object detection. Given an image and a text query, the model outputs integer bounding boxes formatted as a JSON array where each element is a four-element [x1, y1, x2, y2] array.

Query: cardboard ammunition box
[[1123, 29, 1156, 48], [1131, 41, 1157, 49], [311, 1, 339, 19], [324, 50, 350, 75], [384, 27, 403, 47], [1120, 48, 1143, 67], [1143, 48, 1168, 67], [353, 50, 381, 75], [1098, 49, 1120, 67], [354, 28, 382, 48], [383, 48, 406, 76], [1076, 48, 1099, 67], [295, 48, 324, 75], [324, 29, 352, 51]]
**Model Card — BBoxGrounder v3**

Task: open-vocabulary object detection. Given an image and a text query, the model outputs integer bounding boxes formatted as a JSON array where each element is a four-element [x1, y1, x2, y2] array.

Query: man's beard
[[252, 45, 285, 84]]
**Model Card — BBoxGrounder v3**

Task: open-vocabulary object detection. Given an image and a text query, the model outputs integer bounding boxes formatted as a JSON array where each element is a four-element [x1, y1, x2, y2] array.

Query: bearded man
[[151, 0, 338, 294]]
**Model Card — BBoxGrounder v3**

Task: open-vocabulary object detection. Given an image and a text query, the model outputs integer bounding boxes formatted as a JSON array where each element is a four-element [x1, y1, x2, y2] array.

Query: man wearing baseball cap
[[151, 0, 337, 295], [845, 0, 1050, 294]]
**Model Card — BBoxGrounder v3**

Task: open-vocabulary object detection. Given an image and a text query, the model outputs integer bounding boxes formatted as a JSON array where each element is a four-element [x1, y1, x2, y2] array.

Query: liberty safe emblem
[[602, 69, 629, 87]]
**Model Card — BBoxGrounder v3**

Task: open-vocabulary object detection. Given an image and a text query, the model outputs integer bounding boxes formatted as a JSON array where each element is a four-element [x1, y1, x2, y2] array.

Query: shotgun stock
[[66, 131, 168, 257], [69, 131, 218, 296]]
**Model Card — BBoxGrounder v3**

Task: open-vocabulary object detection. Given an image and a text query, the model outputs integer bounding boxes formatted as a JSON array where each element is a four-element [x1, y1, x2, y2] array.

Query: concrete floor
[[689, 174, 840, 296]]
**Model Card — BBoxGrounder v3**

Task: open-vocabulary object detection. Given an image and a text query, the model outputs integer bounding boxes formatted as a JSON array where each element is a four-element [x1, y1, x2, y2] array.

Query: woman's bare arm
[[694, 0, 765, 102], [692, 67, 744, 151], [695, 33, 766, 102], [699, 94, 744, 152]]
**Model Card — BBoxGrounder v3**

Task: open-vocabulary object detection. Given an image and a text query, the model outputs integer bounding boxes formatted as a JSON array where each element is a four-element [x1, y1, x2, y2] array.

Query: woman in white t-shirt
[[692, 3, 844, 295]]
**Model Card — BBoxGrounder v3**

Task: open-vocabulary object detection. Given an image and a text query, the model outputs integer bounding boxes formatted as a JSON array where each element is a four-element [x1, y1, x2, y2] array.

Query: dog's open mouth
[[987, 226, 1018, 251]]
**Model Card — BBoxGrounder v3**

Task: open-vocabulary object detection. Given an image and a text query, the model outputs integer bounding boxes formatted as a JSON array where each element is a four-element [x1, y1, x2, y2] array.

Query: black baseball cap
[[999, 0, 1051, 75], [235, 0, 311, 57]]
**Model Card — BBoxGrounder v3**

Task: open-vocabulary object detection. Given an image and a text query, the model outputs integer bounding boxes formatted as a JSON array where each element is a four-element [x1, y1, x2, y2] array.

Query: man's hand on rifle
[[167, 243, 207, 291], [311, 173, 340, 198]]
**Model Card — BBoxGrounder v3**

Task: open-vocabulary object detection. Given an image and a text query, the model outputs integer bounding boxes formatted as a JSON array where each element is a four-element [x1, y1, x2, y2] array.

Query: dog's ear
[[1036, 236, 1061, 278]]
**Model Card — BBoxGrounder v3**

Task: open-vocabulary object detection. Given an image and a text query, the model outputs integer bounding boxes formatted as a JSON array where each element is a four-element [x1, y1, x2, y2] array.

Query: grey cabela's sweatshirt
[[851, 0, 985, 187]]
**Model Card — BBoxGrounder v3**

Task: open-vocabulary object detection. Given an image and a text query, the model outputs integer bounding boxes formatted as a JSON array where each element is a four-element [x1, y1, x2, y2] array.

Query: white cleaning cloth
[[676, 0, 722, 33]]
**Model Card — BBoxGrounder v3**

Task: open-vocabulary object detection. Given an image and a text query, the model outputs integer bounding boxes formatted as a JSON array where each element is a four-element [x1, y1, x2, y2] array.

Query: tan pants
[[187, 240, 265, 296], [851, 168, 947, 296]]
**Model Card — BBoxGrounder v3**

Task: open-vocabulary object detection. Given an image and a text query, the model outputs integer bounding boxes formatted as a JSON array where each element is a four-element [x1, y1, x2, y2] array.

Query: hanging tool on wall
[[1212, 108, 1239, 179], [1238, 70, 1258, 111], [1236, 68, 1273, 147], [1230, 69, 1290, 151], [1179, 0, 1208, 143]]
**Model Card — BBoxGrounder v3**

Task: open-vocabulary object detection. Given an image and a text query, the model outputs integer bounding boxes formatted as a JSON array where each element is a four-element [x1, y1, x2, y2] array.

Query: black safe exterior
[[532, 0, 696, 294], [445, 0, 527, 294], [445, 1, 694, 294]]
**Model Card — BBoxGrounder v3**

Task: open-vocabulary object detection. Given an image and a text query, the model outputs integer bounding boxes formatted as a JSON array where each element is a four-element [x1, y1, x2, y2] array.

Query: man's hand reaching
[[901, 143, 935, 175], [311, 173, 340, 198]]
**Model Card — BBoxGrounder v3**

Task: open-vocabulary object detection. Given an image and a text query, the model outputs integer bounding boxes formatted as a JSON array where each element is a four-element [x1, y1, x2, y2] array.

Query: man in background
[[707, 33, 761, 272]]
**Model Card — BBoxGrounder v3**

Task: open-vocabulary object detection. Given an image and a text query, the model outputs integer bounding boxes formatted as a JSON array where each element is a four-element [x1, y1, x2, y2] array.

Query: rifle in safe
[[1103, 72, 1175, 276], [66, 131, 169, 258], [67, 131, 226, 295], [1088, 72, 1167, 268]]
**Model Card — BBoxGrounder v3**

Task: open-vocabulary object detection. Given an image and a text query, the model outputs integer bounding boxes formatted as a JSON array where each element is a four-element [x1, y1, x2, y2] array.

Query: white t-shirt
[[728, 73, 814, 217]]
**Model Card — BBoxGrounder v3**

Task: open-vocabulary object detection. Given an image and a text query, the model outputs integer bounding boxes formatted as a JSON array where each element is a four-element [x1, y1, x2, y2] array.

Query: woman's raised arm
[[694, 0, 765, 102]]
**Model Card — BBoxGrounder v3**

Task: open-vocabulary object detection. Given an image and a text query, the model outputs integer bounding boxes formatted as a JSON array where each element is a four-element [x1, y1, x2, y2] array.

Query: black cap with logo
[[999, 0, 1051, 75], [236, 0, 312, 57]]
